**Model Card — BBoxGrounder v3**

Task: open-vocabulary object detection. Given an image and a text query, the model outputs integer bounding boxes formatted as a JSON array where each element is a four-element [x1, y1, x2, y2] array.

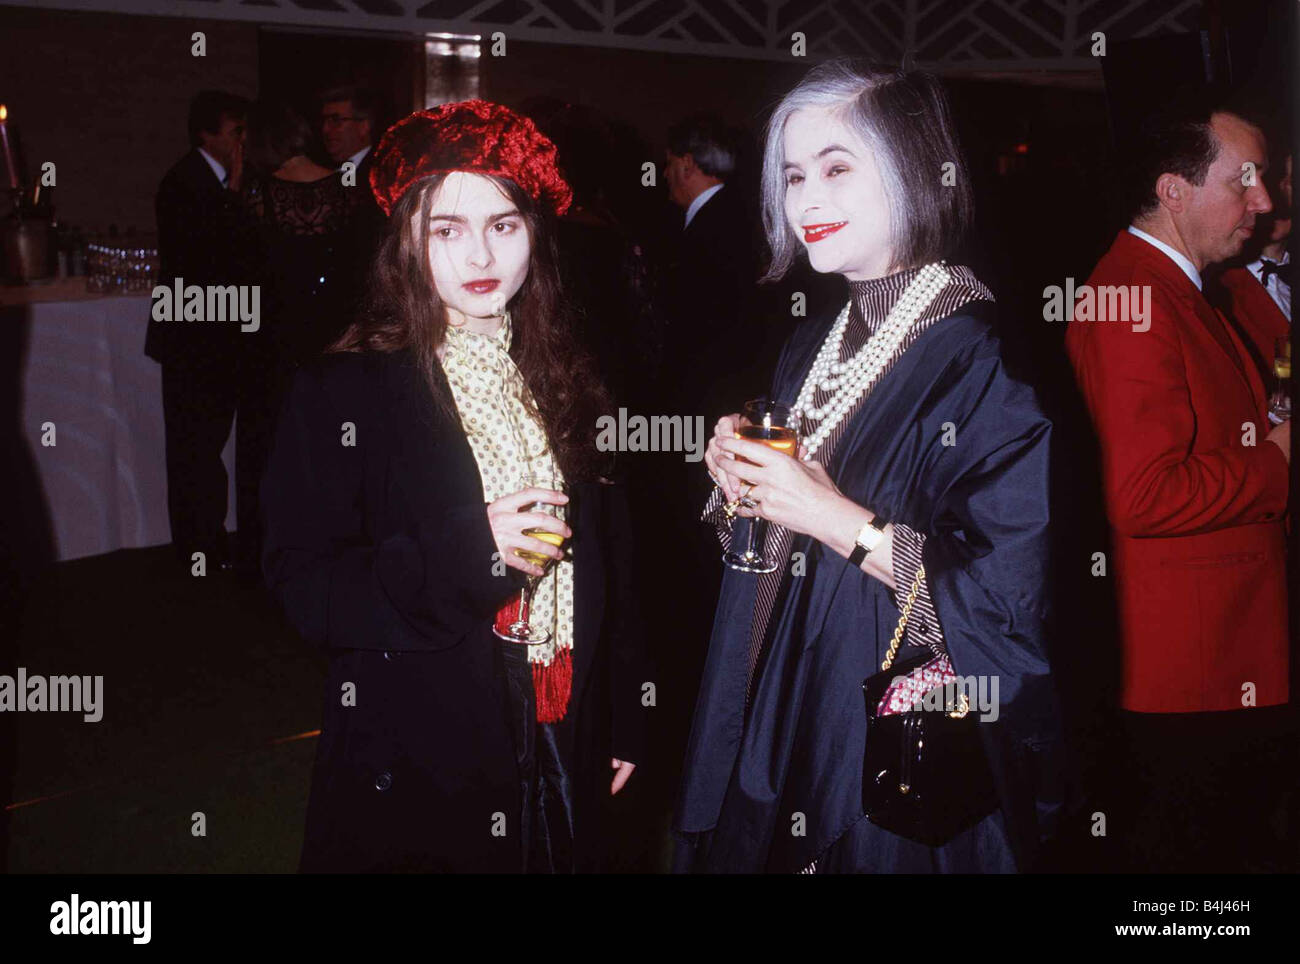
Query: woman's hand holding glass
[[705, 414, 752, 514], [707, 413, 805, 521], [714, 434, 845, 539], [487, 485, 571, 578]]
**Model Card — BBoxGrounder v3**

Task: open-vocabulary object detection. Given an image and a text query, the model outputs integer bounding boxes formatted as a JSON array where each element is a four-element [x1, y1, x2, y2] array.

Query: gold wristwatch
[[848, 514, 887, 566]]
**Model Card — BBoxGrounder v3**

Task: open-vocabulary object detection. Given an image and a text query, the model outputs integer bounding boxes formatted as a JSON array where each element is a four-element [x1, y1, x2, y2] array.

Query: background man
[[1216, 149, 1291, 382], [661, 114, 762, 419], [318, 83, 385, 308], [147, 90, 257, 576], [1066, 97, 1291, 871], [319, 85, 377, 180]]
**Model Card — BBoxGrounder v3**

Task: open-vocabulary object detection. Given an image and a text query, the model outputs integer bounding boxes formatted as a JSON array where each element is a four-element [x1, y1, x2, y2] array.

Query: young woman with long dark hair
[[261, 101, 645, 873]]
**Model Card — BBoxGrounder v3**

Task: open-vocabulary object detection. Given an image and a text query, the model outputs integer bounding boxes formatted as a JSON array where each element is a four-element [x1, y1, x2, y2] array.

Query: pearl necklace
[[793, 262, 949, 459]]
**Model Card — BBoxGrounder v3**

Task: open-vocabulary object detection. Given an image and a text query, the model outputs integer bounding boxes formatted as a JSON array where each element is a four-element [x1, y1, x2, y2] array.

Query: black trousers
[[498, 639, 576, 874], [158, 344, 287, 570], [1115, 705, 1298, 872]]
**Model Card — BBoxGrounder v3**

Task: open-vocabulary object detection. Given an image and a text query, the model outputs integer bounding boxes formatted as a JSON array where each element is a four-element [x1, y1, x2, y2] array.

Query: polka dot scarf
[[439, 312, 575, 722]]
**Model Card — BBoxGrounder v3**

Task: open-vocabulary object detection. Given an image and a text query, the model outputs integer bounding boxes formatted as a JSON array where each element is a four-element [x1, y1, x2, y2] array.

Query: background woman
[[244, 99, 369, 367], [261, 100, 645, 873], [232, 101, 368, 577], [673, 61, 1064, 873]]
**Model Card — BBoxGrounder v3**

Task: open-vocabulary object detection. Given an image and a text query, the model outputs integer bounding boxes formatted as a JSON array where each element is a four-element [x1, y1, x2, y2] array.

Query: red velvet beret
[[368, 99, 573, 217]]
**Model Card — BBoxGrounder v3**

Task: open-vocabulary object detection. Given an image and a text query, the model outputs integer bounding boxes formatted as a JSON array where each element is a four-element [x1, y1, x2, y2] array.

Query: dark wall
[[0, 7, 258, 235], [256, 28, 424, 158], [482, 39, 812, 158], [0, 5, 1120, 267]]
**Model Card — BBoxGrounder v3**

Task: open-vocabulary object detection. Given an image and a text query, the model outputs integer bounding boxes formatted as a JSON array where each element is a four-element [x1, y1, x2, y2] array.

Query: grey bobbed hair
[[759, 59, 974, 281]]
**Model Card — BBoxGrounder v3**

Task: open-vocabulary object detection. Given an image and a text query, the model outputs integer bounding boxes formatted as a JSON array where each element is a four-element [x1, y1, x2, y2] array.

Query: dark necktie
[[1259, 259, 1292, 287]]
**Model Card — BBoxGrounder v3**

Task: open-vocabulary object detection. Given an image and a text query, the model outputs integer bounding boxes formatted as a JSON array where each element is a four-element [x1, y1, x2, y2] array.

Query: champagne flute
[[1269, 336, 1291, 425], [723, 398, 800, 574], [494, 474, 569, 645]]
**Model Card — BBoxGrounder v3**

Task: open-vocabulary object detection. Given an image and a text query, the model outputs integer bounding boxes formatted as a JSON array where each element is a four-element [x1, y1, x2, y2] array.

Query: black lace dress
[[246, 172, 369, 366]]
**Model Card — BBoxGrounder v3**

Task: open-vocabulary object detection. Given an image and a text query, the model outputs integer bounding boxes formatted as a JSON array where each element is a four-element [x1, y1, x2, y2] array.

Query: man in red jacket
[[1066, 101, 1292, 871]]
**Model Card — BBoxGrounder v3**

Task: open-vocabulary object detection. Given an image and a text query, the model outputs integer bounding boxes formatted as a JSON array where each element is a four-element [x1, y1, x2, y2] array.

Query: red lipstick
[[803, 221, 847, 243], [463, 279, 500, 294]]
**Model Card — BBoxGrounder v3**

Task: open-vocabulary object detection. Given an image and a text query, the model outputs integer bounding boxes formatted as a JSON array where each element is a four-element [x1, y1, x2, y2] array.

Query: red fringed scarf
[[494, 594, 573, 723]]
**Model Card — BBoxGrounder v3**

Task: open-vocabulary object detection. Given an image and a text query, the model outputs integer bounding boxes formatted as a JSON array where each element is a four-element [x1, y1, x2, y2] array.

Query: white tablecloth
[[7, 289, 236, 561]]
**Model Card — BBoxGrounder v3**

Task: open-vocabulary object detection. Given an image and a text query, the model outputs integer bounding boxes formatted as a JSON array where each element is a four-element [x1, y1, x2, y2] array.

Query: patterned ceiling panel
[[9, 0, 1203, 67]]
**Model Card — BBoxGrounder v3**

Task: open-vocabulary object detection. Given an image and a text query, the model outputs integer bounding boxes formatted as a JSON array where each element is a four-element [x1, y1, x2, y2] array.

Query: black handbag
[[860, 565, 999, 846]]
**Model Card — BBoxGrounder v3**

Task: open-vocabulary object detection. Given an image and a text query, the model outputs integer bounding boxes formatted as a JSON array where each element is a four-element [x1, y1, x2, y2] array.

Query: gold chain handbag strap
[[879, 564, 968, 718], [882, 564, 926, 671]]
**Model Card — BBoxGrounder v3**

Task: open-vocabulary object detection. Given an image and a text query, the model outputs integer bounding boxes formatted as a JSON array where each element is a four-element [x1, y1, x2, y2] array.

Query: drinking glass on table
[[494, 474, 569, 645], [722, 398, 800, 574], [1269, 336, 1291, 425], [85, 242, 108, 293]]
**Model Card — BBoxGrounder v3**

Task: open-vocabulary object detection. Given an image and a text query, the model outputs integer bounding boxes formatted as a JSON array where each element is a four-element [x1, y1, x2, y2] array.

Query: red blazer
[[1219, 265, 1290, 375], [1066, 230, 1289, 713]]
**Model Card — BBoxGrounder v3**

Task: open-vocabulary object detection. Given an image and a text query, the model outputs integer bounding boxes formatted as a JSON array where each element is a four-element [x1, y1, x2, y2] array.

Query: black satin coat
[[673, 300, 1065, 873], [261, 349, 647, 872]]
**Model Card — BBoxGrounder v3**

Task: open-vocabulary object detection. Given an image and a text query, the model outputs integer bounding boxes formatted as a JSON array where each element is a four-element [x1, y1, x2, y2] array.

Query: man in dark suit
[[1066, 98, 1292, 871], [147, 90, 256, 575], [649, 117, 765, 728], [318, 84, 385, 323], [319, 85, 382, 222], [661, 115, 764, 421], [319, 85, 376, 177]]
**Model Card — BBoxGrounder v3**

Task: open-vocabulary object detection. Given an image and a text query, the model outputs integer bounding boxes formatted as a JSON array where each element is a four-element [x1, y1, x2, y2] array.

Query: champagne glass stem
[[749, 517, 766, 562], [510, 575, 540, 634]]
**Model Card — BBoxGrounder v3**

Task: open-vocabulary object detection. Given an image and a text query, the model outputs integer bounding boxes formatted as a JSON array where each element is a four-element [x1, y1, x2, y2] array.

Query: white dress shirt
[[1127, 224, 1202, 290], [1246, 251, 1291, 322], [197, 147, 228, 187], [684, 183, 723, 230], [340, 145, 371, 173]]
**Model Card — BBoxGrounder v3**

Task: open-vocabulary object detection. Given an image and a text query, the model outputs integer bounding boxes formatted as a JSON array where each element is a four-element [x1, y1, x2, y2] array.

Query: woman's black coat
[[261, 348, 647, 872], [673, 301, 1065, 872]]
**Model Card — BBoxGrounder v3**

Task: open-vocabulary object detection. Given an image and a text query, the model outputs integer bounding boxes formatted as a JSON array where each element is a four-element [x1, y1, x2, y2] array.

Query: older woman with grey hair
[[673, 60, 1064, 873]]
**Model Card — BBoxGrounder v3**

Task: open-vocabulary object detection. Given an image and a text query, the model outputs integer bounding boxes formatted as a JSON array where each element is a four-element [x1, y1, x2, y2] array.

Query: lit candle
[[0, 105, 19, 191]]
